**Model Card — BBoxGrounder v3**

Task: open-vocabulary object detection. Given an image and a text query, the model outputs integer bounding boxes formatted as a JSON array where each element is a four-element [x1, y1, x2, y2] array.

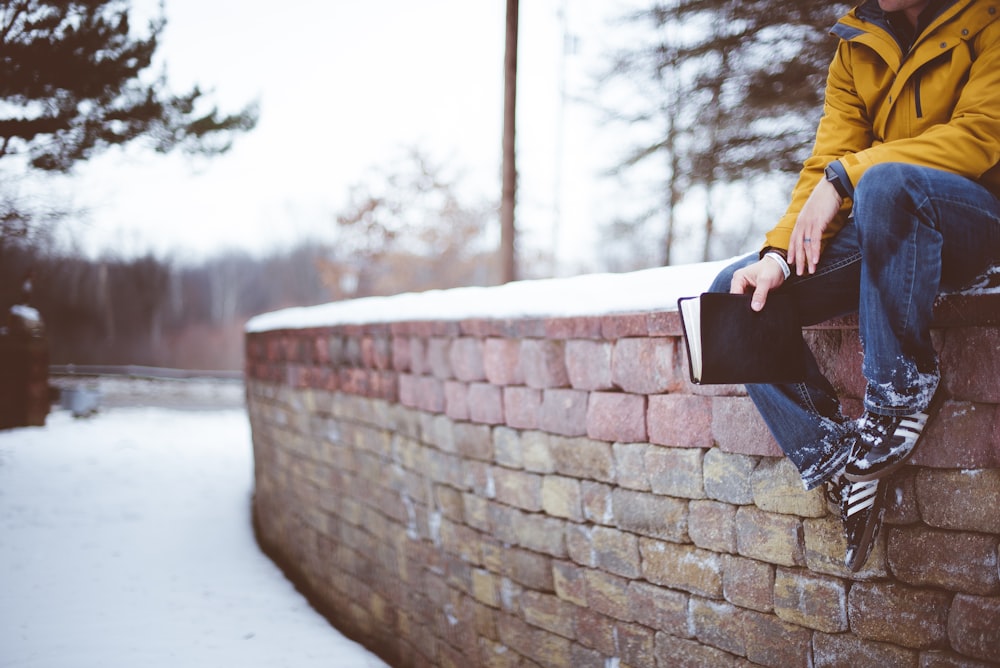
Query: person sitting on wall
[[709, 0, 1000, 571]]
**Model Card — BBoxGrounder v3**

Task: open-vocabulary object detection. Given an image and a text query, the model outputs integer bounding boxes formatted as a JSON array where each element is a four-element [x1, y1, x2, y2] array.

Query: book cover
[[677, 292, 808, 385]]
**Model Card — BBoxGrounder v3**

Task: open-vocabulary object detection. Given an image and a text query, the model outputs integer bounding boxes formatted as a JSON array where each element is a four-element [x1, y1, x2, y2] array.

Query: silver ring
[[804, 237, 812, 242]]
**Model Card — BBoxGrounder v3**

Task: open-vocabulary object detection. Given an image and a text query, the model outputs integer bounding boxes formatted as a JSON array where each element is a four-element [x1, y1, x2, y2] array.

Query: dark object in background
[[0, 304, 49, 429]]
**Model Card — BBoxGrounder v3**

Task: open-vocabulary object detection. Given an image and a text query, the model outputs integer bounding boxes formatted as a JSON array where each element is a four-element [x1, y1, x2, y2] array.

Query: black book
[[677, 292, 808, 384]]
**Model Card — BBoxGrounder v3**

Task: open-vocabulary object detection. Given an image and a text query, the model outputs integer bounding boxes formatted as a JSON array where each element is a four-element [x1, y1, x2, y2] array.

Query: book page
[[679, 297, 702, 381]]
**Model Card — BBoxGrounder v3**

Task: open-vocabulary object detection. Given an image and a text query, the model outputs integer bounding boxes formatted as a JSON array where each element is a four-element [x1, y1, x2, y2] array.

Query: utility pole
[[500, 0, 518, 283]]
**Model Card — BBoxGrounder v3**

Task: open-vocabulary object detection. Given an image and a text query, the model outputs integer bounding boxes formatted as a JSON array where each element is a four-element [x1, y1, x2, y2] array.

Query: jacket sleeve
[[763, 40, 871, 252]]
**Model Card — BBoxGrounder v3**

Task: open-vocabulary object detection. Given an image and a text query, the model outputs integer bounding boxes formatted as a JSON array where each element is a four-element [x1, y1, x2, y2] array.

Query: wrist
[[764, 251, 791, 280]]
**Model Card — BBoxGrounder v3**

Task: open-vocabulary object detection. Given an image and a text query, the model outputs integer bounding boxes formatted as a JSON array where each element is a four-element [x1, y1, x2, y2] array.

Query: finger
[[750, 283, 769, 312], [807, 235, 821, 274], [730, 270, 751, 295]]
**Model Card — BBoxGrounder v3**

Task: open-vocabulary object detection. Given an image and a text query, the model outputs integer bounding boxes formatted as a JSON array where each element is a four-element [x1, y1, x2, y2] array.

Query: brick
[[548, 435, 615, 483], [565, 524, 594, 567], [689, 597, 746, 657], [655, 633, 740, 668], [884, 469, 921, 525], [941, 326, 1000, 403], [493, 426, 522, 469], [540, 389, 589, 437], [586, 391, 647, 443], [416, 376, 445, 413], [916, 469, 1000, 533], [751, 457, 826, 518], [689, 500, 737, 553], [584, 569, 634, 622], [721, 554, 773, 613], [773, 567, 847, 633], [948, 594, 1000, 662], [811, 631, 917, 668], [735, 506, 805, 567], [552, 560, 587, 607], [848, 581, 951, 649], [427, 337, 452, 379], [498, 576, 524, 614], [434, 484, 465, 522], [521, 431, 555, 473], [912, 400, 999, 468], [640, 539, 723, 599], [803, 516, 888, 579], [613, 620, 656, 666], [496, 613, 539, 661], [408, 337, 428, 375], [612, 337, 681, 394], [473, 568, 501, 608], [506, 548, 555, 591], [361, 334, 392, 370], [565, 340, 614, 390], [612, 488, 687, 542], [703, 448, 756, 505], [468, 382, 505, 425], [444, 380, 469, 420], [573, 606, 618, 656], [463, 493, 492, 533], [483, 338, 523, 386], [511, 510, 566, 557], [647, 394, 714, 448], [612, 442, 651, 491], [569, 644, 607, 668], [712, 396, 782, 457], [423, 413, 457, 453], [391, 335, 412, 372], [492, 467, 543, 512], [742, 608, 813, 667], [590, 526, 641, 578], [888, 526, 1000, 595], [647, 445, 706, 499], [521, 339, 569, 389], [627, 581, 689, 637], [544, 315, 603, 339], [581, 481, 614, 525], [602, 312, 650, 339], [541, 475, 583, 521], [448, 336, 486, 383], [502, 386, 541, 430], [520, 590, 576, 639]]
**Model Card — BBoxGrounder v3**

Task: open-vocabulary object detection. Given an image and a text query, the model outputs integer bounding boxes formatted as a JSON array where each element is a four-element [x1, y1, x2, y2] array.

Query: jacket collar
[[853, 0, 961, 50]]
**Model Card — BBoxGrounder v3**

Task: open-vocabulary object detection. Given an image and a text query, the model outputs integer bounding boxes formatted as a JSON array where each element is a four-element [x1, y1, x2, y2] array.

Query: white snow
[[9, 304, 41, 323], [245, 259, 736, 333], [0, 407, 388, 668], [245, 258, 1000, 334]]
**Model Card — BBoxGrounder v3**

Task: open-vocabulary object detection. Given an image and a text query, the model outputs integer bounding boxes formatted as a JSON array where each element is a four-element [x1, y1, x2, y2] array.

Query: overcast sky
[[32, 0, 637, 271]]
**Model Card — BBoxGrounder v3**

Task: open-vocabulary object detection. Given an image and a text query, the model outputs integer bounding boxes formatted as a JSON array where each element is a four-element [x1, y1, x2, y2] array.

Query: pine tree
[[0, 0, 257, 173]]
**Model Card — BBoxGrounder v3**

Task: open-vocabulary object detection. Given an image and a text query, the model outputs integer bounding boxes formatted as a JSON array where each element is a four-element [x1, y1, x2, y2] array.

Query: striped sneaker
[[828, 474, 885, 572], [844, 393, 942, 482]]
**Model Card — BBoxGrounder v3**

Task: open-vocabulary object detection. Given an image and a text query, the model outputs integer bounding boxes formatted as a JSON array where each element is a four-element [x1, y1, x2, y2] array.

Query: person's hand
[[788, 178, 842, 276], [730, 258, 786, 312]]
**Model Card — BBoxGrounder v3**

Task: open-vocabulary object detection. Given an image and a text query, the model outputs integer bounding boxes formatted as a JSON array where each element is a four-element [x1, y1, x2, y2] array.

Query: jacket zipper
[[914, 73, 923, 118]]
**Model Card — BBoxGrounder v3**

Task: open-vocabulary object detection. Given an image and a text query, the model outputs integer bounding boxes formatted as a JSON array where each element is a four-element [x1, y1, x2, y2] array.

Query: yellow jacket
[[764, 0, 1000, 252]]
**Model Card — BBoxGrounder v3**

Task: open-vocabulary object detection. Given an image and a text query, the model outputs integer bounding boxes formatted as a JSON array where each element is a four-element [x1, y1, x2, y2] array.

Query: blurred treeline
[[1, 150, 496, 371]]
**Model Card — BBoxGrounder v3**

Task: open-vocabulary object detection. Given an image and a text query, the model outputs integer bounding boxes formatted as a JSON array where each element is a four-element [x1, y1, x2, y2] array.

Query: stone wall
[[245, 292, 1000, 667]]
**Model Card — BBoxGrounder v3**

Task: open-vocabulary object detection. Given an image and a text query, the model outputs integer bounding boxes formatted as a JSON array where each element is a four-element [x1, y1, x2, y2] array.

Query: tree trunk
[[500, 0, 519, 283]]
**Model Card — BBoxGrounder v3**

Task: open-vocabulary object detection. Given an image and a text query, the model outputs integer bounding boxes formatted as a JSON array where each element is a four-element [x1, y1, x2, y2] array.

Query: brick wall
[[245, 292, 1000, 667]]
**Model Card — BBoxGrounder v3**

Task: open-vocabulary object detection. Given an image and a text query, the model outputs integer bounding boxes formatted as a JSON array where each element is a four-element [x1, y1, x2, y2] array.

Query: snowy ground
[[0, 396, 388, 668]]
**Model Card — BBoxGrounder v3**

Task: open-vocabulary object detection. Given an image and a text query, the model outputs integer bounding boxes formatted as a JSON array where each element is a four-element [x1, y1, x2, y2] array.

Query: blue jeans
[[711, 164, 1000, 489]]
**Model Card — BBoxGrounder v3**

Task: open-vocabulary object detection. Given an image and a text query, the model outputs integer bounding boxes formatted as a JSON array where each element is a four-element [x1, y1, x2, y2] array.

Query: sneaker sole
[[843, 442, 919, 482]]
